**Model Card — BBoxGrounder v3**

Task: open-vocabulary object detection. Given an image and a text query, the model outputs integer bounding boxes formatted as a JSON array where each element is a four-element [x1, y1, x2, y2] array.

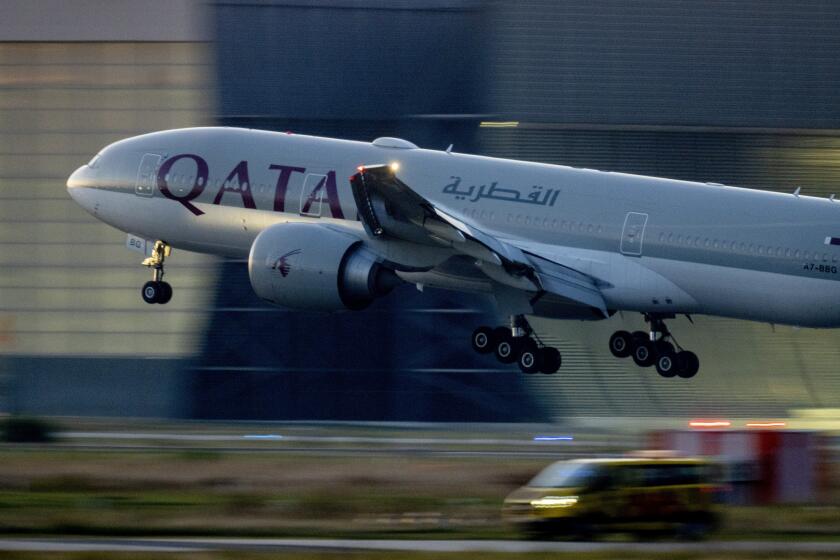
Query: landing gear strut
[[609, 314, 699, 378], [141, 240, 173, 305], [471, 315, 562, 375]]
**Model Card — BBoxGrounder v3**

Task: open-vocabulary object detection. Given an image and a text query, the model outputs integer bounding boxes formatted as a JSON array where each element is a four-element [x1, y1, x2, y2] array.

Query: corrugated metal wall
[[485, 0, 840, 128], [0, 42, 216, 416]]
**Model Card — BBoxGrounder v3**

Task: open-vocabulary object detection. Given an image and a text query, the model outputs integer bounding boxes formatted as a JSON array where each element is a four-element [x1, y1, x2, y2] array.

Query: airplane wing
[[349, 164, 609, 316]]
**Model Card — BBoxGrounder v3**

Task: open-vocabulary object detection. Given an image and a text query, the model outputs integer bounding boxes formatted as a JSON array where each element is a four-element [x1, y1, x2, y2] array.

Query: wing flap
[[349, 164, 608, 315]]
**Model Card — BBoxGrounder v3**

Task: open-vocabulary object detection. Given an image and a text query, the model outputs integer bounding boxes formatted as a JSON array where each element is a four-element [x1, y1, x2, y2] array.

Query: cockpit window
[[528, 462, 600, 488], [88, 154, 101, 168]]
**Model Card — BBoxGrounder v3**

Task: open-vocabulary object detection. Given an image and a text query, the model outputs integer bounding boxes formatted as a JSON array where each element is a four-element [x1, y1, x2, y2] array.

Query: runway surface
[[3, 537, 840, 554], [38, 429, 616, 459]]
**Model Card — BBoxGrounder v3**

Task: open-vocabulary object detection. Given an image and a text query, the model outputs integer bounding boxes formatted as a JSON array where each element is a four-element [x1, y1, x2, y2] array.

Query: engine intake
[[248, 222, 400, 311]]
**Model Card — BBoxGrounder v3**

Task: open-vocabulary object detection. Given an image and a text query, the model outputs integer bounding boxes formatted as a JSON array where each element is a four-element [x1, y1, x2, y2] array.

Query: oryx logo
[[270, 249, 302, 277]]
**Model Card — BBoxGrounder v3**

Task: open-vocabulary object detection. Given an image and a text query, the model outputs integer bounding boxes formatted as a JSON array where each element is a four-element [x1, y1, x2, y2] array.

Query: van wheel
[[677, 518, 712, 541], [571, 521, 597, 541]]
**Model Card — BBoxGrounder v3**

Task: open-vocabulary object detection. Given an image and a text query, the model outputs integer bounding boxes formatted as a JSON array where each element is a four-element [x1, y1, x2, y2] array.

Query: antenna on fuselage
[[445, 144, 453, 154], [793, 186, 801, 197], [831, 194, 836, 202]]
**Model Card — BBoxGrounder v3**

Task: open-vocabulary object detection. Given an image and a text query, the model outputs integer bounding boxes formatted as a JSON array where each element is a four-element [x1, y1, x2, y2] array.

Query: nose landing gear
[[141, 240, 173, 304], [609, 314, 699, 378], [471, 315, 562, 375]]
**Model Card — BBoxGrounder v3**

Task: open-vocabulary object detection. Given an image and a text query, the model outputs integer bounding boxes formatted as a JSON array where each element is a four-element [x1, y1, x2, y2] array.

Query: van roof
[[564, 457, 710, 466]]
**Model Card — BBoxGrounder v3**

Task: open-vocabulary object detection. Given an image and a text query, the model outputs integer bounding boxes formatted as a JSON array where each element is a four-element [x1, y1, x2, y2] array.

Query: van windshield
[[528, 462, 599, 488]]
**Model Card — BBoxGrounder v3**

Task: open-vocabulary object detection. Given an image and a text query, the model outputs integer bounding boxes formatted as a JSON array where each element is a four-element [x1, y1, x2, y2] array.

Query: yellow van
[[503, 457, 721, 539]]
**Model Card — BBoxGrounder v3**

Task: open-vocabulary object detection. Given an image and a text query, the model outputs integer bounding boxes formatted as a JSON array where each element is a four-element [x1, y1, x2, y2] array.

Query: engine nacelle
[[248, 222, 400, 311]]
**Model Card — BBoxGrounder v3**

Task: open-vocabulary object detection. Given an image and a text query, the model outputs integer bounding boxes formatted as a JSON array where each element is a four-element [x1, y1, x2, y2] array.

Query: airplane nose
[[66, 164, 98, 213], [67, 164, 90, 192]]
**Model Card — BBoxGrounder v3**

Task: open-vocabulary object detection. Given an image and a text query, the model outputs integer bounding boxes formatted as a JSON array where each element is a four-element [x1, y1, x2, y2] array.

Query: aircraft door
[[299, 173, 327, 217], [620, 212, 648, 256], [135, 153, 161, 197]]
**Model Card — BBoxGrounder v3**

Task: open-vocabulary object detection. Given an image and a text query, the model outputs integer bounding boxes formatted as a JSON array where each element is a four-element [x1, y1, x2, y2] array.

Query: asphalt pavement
[[3, 537, 840, 554]]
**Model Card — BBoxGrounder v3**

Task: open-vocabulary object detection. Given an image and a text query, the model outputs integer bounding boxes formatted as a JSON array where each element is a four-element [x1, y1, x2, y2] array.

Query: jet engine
[[248, 222, 401, 311]]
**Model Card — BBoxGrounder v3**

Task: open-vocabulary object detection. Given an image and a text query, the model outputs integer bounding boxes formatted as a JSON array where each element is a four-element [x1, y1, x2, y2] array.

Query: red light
[[689, 420, 731, 429], [746, 421, 786, 428]]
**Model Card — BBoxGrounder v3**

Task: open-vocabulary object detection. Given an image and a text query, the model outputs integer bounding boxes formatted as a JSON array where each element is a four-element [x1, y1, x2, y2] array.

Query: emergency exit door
[[620, 212, 648, 256], [299, 173, 327, 217], [135, 153, 161, 197]]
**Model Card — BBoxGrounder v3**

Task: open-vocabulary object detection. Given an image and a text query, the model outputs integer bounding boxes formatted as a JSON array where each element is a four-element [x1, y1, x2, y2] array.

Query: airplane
[[67, 127, 840, 379]]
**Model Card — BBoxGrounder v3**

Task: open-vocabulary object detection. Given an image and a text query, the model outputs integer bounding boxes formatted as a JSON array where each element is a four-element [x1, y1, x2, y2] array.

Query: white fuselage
[[67, 127, 840, 327]]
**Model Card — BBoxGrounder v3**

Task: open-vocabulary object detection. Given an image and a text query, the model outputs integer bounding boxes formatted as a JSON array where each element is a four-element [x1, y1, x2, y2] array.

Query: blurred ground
[[0, 419, 838, 544]]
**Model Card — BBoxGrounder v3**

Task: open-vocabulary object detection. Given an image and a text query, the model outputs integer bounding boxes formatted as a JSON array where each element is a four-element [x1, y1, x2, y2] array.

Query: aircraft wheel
[[539, 347, 561, 374], [632, 339, 656, 368], [655, 350, 678, 378], [142, 281, 161, 304], [518, 338, 542, 374], [676, 351, 700, 379], [471, 326, 495, 354], [494, 331, 520, 364], [157, 281, 173, 305], [608, 330, 633, 358]]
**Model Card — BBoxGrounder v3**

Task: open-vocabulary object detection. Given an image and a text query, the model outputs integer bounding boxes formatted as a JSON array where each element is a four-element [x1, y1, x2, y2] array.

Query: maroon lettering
[[157, 154, 208, 216], [213, 160, 256, 209], [300, 171, 345, 219], [269, 164, 305, 212]]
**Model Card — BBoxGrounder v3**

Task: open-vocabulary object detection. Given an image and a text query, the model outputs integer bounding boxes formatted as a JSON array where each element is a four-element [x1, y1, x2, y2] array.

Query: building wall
[[0, 1, 216, 416], [479, 0, 840, 418]]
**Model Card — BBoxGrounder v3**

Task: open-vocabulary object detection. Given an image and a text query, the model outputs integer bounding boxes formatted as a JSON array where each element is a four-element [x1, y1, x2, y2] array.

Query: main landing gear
[[608, 314, 699, 378], [471, 315, 562, 375], [141, 240, 173, 305]]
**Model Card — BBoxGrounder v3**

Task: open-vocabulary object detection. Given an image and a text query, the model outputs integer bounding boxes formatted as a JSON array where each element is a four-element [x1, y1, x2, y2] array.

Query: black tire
[[518, 338, 542, 374], [655, 349, 678, 378], [539, 347, 562, 374], [141, 281, 160, 304], [157, 281, 173, 304], [676, 351, 700, 378], [608, 330, 633, 358], [471, 326, 494, 354], [494, 331, 520, 364], [632, 339, 656, 367], [676, 514, 713, 541]]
